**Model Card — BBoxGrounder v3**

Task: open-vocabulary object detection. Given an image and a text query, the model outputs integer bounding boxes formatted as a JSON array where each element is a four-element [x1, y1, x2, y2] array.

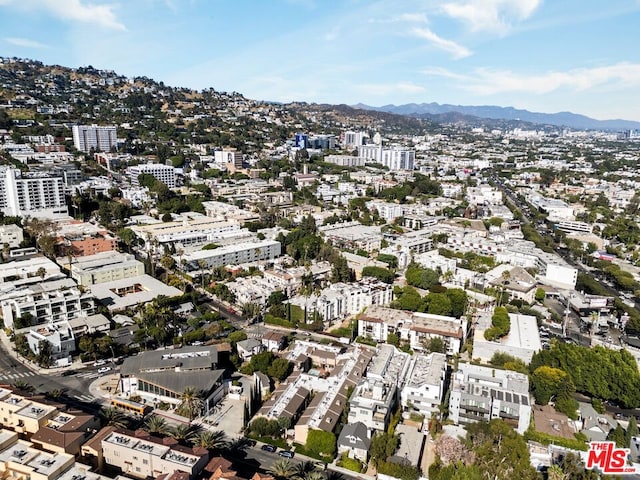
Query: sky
[[1, 0, 640, 121]]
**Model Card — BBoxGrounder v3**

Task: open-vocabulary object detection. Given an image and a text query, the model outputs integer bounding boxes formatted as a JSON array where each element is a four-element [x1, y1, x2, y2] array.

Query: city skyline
[[1, 0, 640, 121]]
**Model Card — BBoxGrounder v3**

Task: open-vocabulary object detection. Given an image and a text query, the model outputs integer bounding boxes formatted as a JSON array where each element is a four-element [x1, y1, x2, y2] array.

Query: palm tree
[[194, 430, 228, 451], [11, 380, 35, 393], [176, 386, 204, 420], [99, 407, 129, 429], [547, 465, 567, 480], [304, 472, 326, 480], [169, 424, 200, 445], [268, 459, 295, 479], [293, 461, 319, 480], [143, 415, 170, 435]]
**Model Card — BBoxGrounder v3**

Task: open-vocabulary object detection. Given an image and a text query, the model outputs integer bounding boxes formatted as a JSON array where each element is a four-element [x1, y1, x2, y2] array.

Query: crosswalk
[[76, 371, 100, 380], [0, 371, 37, 381]]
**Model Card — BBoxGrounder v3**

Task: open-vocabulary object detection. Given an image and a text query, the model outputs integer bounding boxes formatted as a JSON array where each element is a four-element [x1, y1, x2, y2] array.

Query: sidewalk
[[0, 329, 87, 375]]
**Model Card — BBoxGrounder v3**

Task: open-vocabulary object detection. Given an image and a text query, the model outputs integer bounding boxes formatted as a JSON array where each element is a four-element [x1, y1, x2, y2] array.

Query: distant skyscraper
[[72, 124, 117, 153], [295, 133, 308, 149], [0, 167, 68, 219], [343, 130, 368, 148]]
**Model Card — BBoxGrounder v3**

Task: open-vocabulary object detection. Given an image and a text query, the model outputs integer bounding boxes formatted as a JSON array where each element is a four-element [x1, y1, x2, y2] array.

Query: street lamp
[[109, 345, 115, 365]]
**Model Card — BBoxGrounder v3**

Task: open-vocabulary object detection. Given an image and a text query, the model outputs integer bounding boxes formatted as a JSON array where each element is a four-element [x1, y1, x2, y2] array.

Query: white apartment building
[[72, 124, 117, 153], [0, 224, 23, 248], [0, 256, 61, 285], [69, 251, 146, 286], [358, 305, 467, 355], [1, 278, 95, 329], [213, 149, 243, 172], [473, 312, 541, 364], [466, 185, 503, 205], [342, 131, 368, 147], [0, 167, 68, 219], [127, 163, 177, 188], [101, 429, 209, 479], [400, 352, 448, 419], [324, 155, 365, 167], [357, 145, 415, 171], [348, 378, 396, 432], [130, 215, 245, 251], [26, 321, 75, 367], [449, 363, 532, 434], [178, 239, 281, 271]]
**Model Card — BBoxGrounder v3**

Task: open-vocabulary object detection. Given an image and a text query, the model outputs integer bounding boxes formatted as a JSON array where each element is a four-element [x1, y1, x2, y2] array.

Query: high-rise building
[[0, 167, 68, 219], [357, 145, 415, 171], [213, 149, 243, 173], [72, 124, 117, 153], [343, 130, 368, 147], [127, 162, 177, 188]]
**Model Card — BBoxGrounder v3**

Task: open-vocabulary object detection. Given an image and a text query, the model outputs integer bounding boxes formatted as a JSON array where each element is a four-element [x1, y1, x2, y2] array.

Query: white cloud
[[0, 0, 126, 30], [410, 27, 472, 59], [4, 37, 48, 48], [396, 12, 429, 23], [423, 63, 640, 95], [358, 81, 426, 97], [441, 0, 541, 34]]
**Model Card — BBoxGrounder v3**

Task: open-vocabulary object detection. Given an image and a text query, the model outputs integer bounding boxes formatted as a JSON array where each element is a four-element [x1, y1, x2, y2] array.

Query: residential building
[[449, 363, 532, 434], [0, 432, 75, 480], [236, 338, 264, 361], [357, 145, 415, 171], [342, 131, 368, 148], [89, 275, 181, 312], [261, 331, 286, 352], [213, 149, 243, 173], [178, 240, 281, 271], [72, 125, 117, 153], [69, 251, 145, 286], [30, 409, 101, 455], [101, 429, 209, 479], [56, 222, 117, 257], [319, 222, 382, 253], [26, 321, 76, 367], [324, 155, 364, 167], [0, 167, 68, 219], [0, 256, 62, 285], [0, 278, 95, 329], [400, 353, 448, 419], [348, 378, 396, 432], [128, 163, 177, 188], [337, 422, 370, 463], [358, 305, 467, 355], [0, 389, 58, 434], [0, 224, 23, 249]]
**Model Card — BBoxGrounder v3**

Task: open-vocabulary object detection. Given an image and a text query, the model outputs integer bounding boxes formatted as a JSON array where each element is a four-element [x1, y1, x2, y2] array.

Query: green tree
[[195, 430, 228, 451], [361, 266, 394, 284], [387, 332, 400, 347], [268, 358, 292, 381], [426, 292, 452, 316], [534, 287, 546, 302], [227, 331, 248, 344], [268, 459, 295, 479], [369, 431, 398, 466], [484, 306, 510, 341], [99, 407, 129, 429], [36, 339, 53, 368], [176, 386, 204, 420], [445, 288, 468, 317], [405, 263, 440, 289], [144, 415, 170, 435]]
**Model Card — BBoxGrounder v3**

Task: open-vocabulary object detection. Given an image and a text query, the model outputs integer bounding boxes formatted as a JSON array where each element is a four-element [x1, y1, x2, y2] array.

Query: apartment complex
[[448, 363, 532, 434], [1, 278, 95, 329], [0, 167, 68, 219], [26, 321, 76, 367], [72, 125, 117, 153], [69, 251, 145, 286], [400, 353, 448, 418], [127, 163, 177, 188], [357, 145, 415, 171], [0, 224, 23, 249], [178, 239, 281, 271], [101, 429, 209, 479], [358, 305, 468, 355]]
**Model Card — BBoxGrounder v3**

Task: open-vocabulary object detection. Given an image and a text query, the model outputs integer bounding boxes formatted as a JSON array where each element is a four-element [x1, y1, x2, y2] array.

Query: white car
[[97, 366, 112, 374], [93, 360, 107, 367]]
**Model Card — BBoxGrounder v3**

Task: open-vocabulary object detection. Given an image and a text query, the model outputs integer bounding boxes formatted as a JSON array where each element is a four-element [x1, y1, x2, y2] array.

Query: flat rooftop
[[90, 274, 181, 311]]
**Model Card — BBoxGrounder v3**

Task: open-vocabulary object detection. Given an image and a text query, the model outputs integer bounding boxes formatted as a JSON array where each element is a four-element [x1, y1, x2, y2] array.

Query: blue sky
[[1, 0, 640, 121]]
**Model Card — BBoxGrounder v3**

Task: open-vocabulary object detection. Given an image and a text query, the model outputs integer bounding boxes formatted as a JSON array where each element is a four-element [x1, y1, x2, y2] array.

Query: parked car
[[261, 444, 276, 452], [97, 366, 112, 374], [93, 360, 107, 367], [279, 450, 294, 458]]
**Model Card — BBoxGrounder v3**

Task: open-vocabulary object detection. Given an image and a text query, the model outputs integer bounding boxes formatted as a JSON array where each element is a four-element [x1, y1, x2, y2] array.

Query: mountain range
[[352, 102, 640, 131]]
